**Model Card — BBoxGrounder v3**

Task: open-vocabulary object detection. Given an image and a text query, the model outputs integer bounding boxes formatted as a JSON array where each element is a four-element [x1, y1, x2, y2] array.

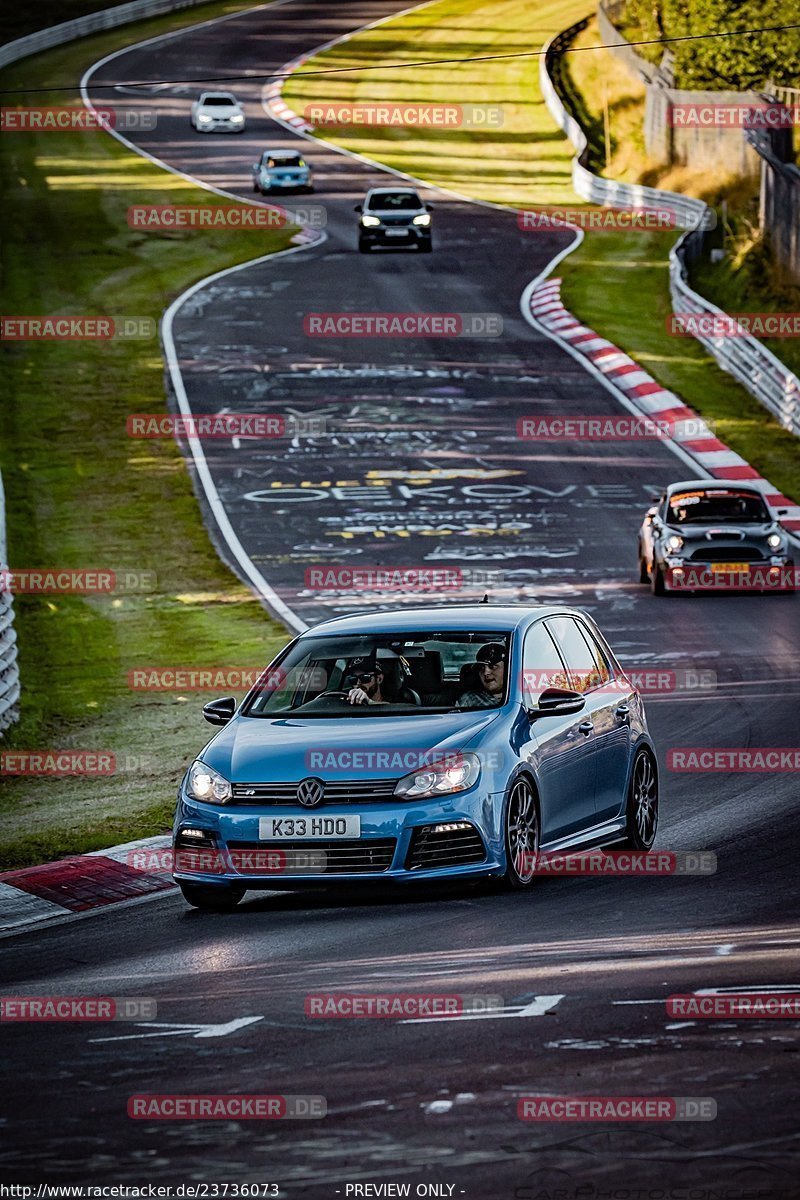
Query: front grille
[[226, 838, 396, 873], [688, 546, 765, 562], [230, 778, 398, 805], [405, 824, 486, 871], [380, 216, 413, 226]]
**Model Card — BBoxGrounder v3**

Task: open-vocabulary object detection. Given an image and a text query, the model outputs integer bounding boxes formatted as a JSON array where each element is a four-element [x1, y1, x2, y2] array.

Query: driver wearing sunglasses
[[345, 656, 388, 706]]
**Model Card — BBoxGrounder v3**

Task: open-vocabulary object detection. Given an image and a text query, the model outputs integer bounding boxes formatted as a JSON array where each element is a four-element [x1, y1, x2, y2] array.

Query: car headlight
[[197, 114, 212, 124], [186, 760, 232, 804], [360, 214, 381, 227], [231, 113, 245, 124], [412, 213, 431, 226], [394, 753, 480, 800], [767, 532, 783, 550], [667, 534, 684, 551]]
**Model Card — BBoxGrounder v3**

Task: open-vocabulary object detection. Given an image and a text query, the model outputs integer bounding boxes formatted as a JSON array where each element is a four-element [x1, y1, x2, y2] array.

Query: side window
[[574, 621, 611, 687], [545, 616, 603, 694], [522, 621, 569, 703]]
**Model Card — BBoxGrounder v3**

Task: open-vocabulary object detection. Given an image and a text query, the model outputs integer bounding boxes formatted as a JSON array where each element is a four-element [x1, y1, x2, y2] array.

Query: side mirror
[[426, 203, 434, 211], [252, 162, 260, 170], [203, 696, 236, 726], [354, 204, 363, 212], [527, 687, 586, 718]]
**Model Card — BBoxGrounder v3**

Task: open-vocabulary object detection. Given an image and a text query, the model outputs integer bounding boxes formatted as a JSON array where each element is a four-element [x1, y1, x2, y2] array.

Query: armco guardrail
[[670, 233, 800, 437], [540, 21, 708, 230], [0, 0, 211, 70], [540, 22, 800, 438], [0, 471, 20, 733]]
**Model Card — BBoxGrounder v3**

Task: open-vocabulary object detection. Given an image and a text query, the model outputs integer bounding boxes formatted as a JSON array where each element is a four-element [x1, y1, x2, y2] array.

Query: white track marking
[[90, 1015, 263, 1042]]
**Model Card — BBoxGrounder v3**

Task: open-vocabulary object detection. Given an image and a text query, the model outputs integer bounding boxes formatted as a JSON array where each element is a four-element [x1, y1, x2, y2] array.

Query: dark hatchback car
[[638, 479, 794, 594], [355, 187, 433, 252]]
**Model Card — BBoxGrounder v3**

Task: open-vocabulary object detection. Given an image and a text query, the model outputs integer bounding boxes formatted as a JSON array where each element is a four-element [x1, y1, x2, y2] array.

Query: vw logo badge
[[297, 777, 325, 808]]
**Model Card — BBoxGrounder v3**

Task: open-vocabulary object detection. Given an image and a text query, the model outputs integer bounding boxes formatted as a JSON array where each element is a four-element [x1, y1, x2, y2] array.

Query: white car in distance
[[190, 91, 246, 133]]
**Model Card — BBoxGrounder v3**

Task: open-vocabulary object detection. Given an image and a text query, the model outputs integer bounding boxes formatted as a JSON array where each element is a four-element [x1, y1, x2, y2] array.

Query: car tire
[[418, 239, 433, 253], [651, 562, 666, 596], [358, 238, 372, 253], [179, 882, 245, 912], [619, 748, 658, 850], [501, 775, 539, 890]]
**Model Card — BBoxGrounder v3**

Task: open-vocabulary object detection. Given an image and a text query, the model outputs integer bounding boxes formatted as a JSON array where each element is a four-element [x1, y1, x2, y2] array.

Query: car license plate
[[711, 562, 750, 572], [259, 815, 360, 840], [385, 229, 408, 236]]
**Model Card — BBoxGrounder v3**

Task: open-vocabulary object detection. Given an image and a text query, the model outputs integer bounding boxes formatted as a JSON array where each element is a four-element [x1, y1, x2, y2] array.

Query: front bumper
[[360, 225, 431, 246], [663, 559, 795, 592], [258, 174, 311, 190], [173, 787, 504, 888], [196, 120, 245, 133]]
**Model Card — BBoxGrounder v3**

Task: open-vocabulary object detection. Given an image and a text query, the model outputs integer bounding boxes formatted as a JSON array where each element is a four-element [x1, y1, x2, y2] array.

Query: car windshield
[[243, 632, 512, 717], [267, 154, 304, 167], [368, 192, 421, 210], [204, 96, 236, 107], [668, 490, 770, 525]]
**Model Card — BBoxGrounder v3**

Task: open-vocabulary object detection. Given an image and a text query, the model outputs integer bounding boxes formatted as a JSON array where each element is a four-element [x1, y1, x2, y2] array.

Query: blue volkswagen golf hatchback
[[173, 605, 659, 909]]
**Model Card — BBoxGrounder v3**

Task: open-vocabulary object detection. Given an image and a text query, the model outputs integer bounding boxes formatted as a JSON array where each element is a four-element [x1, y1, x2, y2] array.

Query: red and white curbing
[[529, 278, 800, 534], [0, 835, 174, 934]]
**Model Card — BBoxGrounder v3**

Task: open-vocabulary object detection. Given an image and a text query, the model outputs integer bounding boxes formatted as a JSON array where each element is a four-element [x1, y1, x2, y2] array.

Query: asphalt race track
[[2, 0, 799, 1194]]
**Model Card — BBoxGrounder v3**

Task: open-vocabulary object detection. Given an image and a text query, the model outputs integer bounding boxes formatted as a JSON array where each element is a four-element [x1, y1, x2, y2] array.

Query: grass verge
[[285, 0, 800, 501], [0, 0, 295, 869]]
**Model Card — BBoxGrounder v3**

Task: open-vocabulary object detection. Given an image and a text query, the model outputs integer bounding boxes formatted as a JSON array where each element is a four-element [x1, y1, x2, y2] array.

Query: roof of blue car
[[303, 604, 580, 636]]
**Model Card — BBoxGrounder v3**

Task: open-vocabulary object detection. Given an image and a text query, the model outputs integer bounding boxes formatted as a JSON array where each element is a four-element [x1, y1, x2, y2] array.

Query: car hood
[[199, 104, 242, 116], [200, 709, 504, 782], [663, 522, 778, 541]]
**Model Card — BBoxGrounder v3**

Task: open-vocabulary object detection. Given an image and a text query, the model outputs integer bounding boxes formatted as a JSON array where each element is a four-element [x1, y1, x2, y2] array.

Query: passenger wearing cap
[[345, 656, 389, 706], [457, 642, 506, 708]]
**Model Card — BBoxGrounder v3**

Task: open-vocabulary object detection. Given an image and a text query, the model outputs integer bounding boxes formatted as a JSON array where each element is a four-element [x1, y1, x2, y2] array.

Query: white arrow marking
[[90, 1016, 263, 1043], [401, 995, 564, 1024]]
